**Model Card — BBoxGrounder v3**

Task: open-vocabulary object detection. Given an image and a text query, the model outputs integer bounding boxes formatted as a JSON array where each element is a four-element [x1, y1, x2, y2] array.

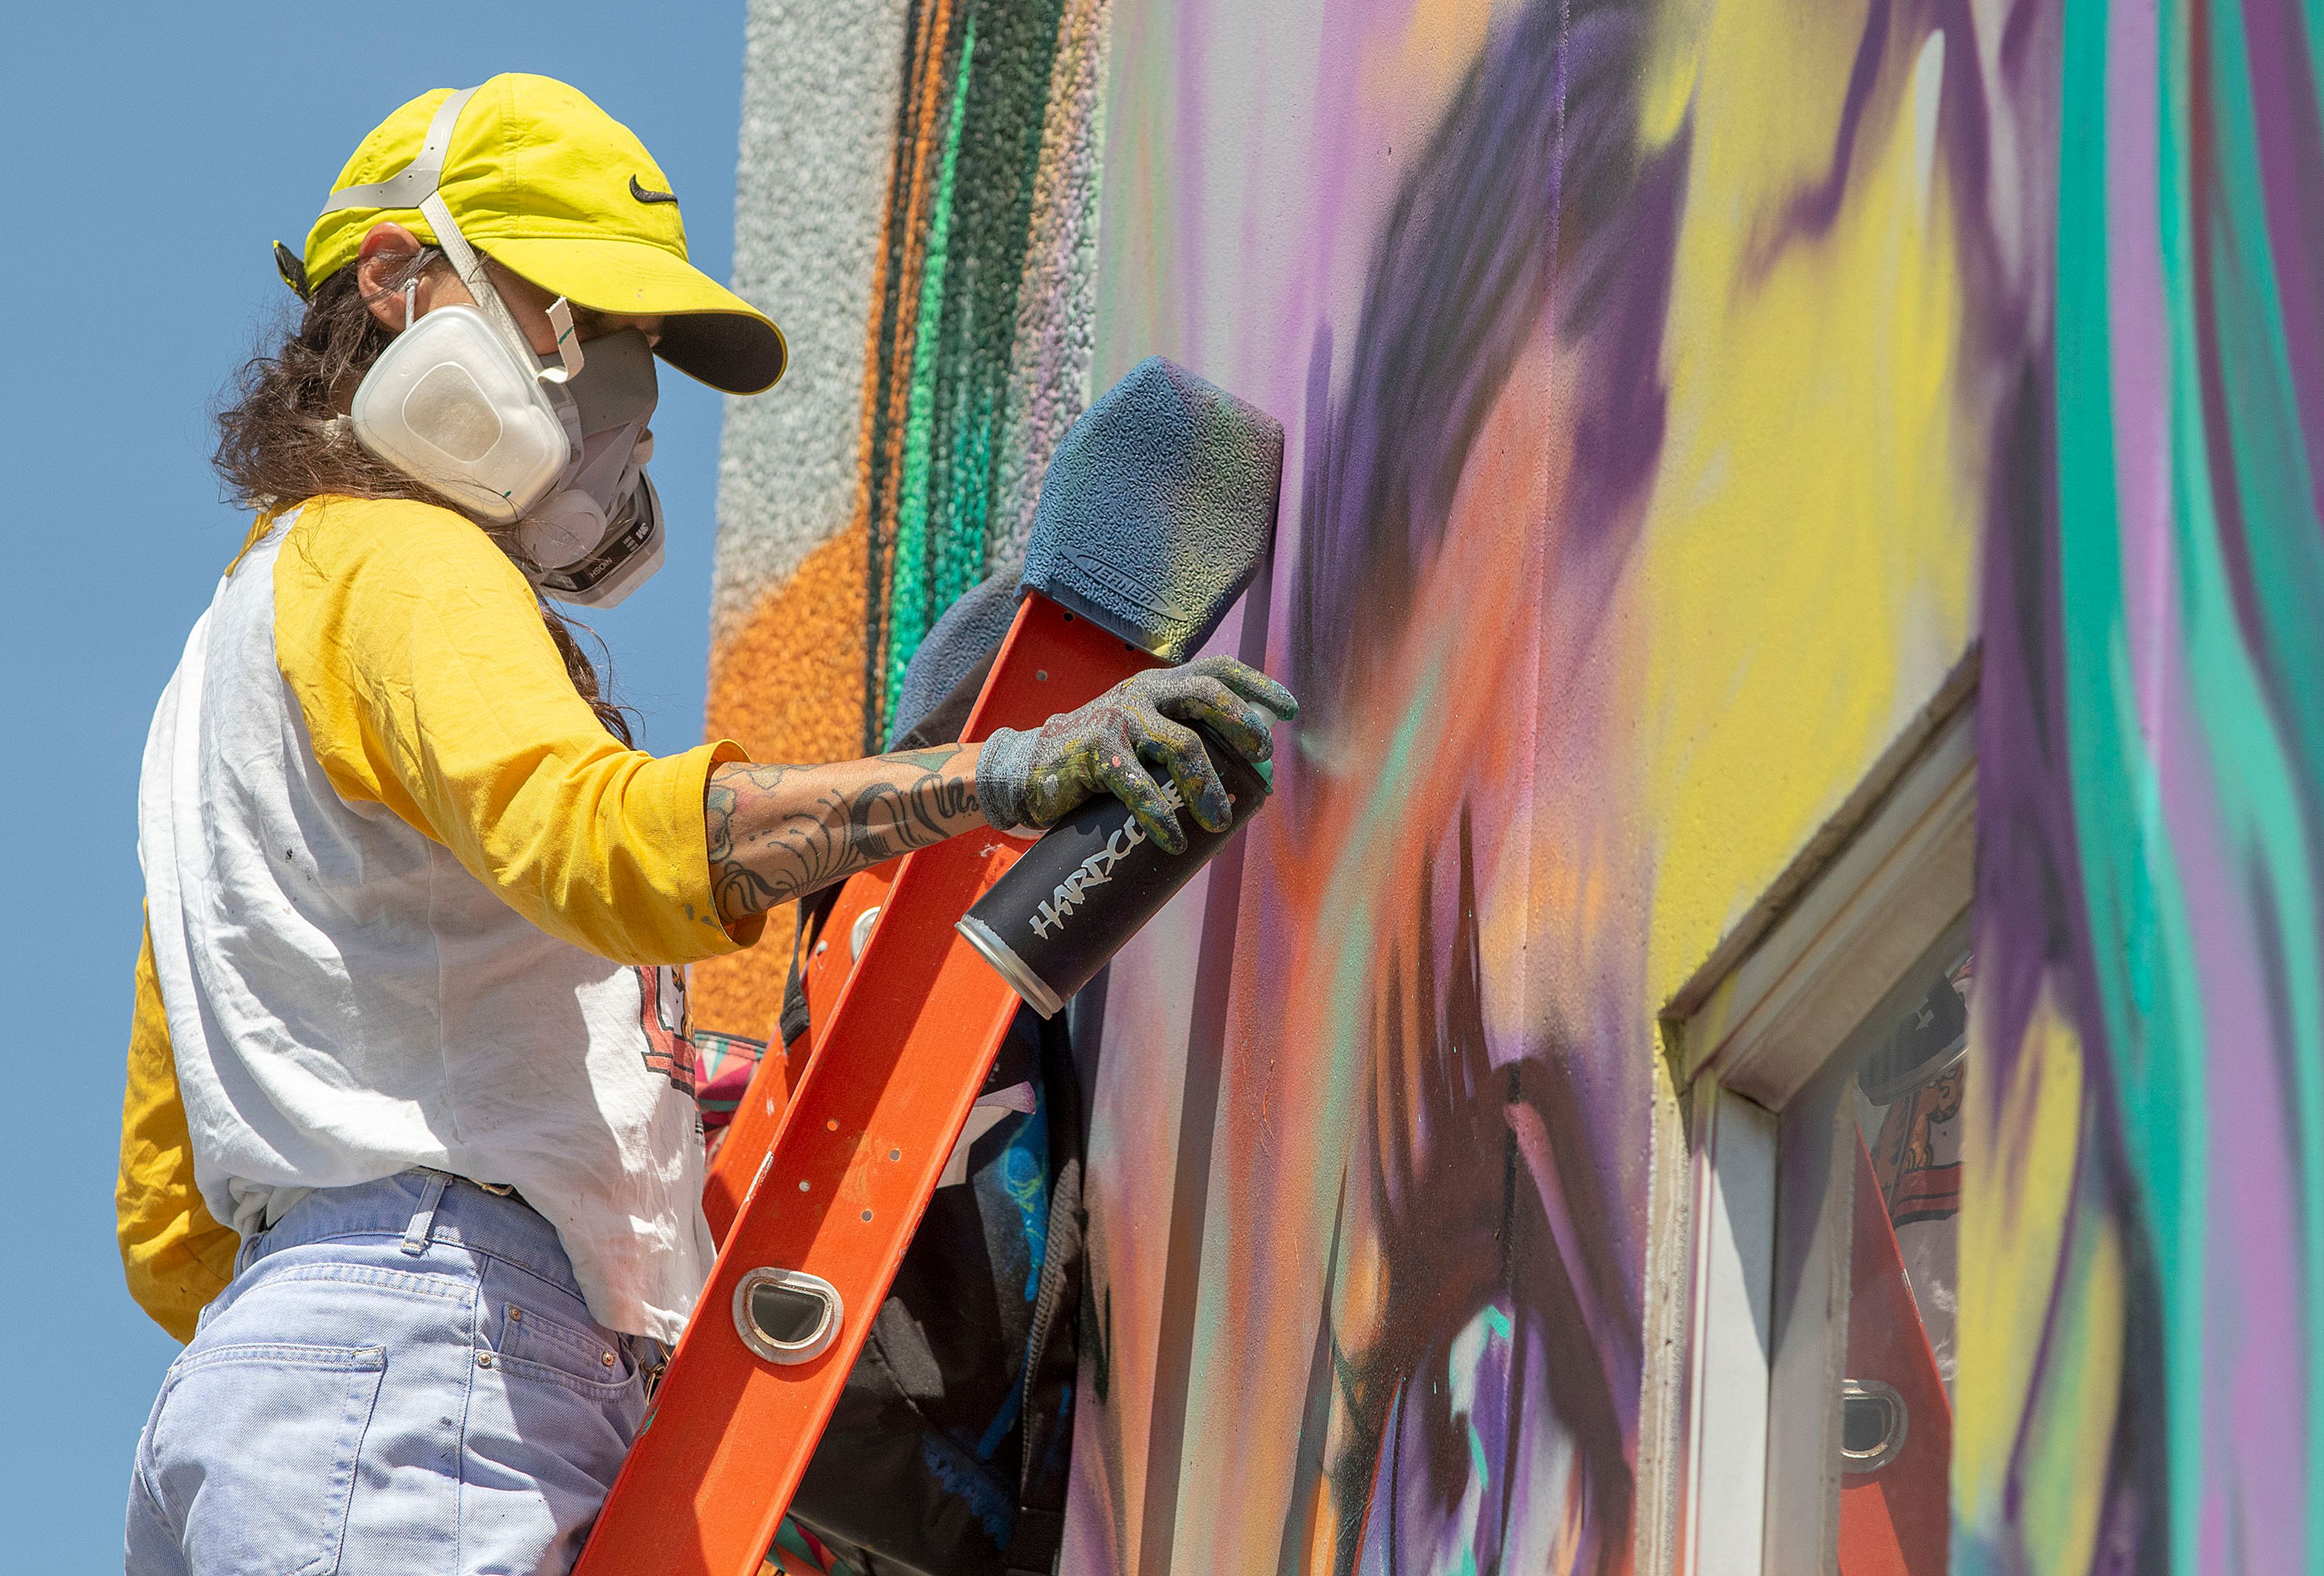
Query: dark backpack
[[781, 978, 1084, 1576], [754, 571, 1088, 1575]]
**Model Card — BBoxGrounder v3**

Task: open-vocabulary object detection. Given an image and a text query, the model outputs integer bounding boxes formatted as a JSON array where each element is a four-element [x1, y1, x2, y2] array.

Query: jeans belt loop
[[401, 1170, 452, 1256]]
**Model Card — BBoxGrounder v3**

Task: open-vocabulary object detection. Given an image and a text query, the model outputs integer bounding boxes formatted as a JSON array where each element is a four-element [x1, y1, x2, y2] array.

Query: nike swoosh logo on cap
[[630, 175, 678, 205]]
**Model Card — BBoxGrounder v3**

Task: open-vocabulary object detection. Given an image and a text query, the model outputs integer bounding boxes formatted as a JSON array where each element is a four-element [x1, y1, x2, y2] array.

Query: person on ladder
[[117, 73, 1295, 1576]]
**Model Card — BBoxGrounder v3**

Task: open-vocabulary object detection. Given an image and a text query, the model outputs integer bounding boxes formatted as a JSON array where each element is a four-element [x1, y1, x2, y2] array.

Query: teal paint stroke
[[1994, 0, 2324, 1564], [887, 14, 978, 734], [2057, 6, 2208, 1559]]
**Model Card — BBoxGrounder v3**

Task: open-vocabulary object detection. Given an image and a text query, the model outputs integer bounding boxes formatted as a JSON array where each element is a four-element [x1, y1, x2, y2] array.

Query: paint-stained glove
[[977, 656, 1299, 855]]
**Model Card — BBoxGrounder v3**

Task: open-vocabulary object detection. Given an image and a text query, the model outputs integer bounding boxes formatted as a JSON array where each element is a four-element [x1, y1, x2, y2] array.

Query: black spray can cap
[[956, 726, 1273, 1017]]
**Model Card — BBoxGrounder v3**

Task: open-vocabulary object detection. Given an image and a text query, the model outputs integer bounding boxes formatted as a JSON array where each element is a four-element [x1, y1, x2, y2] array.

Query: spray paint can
[[956, 729, 1273, 1017]]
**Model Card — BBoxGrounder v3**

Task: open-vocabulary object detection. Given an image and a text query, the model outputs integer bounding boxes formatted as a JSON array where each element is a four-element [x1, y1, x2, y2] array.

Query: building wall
[[708, 0, 2324, 1568]]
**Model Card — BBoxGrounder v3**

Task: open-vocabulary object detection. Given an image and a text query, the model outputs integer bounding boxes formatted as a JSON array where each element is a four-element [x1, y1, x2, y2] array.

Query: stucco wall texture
[[698, 0, 1109, 1037]]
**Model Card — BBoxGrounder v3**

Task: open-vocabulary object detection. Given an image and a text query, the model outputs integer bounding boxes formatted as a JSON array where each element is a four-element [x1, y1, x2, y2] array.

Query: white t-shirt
[[137, 508, 730, 1341]]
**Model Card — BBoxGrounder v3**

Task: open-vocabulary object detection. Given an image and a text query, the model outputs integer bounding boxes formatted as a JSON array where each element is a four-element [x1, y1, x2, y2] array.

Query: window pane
[[1833, 936, 1968, 1575]]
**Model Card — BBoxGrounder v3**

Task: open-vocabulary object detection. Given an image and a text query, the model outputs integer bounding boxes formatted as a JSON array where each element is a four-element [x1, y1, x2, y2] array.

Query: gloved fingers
[[1134, 714, 1233, 833], [1151, 674, 1278, 764], [1094, 748, 1187, 855], [1183, 655, 1300, 722]]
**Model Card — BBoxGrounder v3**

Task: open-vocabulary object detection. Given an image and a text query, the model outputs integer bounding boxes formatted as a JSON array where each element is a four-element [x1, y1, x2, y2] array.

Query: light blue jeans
[[125, 1170, 652, 1576]]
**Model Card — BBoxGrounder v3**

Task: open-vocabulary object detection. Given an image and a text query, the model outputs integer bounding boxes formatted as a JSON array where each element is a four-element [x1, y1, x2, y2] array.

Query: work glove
[[977, 656, 1299, 855]]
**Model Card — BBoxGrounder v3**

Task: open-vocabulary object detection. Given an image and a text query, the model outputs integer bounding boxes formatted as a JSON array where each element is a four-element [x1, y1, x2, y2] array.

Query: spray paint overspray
[[706, 0, 2324, 1567]]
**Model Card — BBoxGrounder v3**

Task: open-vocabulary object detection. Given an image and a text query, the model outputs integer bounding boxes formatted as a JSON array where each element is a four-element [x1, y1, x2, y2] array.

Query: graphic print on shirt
[[639, 964, 698, 1097]]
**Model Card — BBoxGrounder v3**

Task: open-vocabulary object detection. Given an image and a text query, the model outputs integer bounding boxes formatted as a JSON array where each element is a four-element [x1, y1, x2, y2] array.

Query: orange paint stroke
[[694, 519, 871, 1040]]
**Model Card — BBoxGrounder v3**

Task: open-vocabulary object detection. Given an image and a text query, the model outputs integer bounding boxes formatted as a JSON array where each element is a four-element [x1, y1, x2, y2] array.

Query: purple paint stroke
[[1561, 137, 1683, 531], [1746, 0, 1891, 280], [1356, 1296, 1581, 1574], [1922, 0, 2003, 309], [2109, 6, 2309, 1561], [1508, 1099, 1639, 1458], [2180, 739, 2309, 1571], [1972, 349, 2168, 1558], [2238, 0, 2324, 529], [2186, 4, 2276, 697], [1749, 0, 2021, 334], [1293, 0, 1669, 726], [1173, 0, 1208, 356], [2106, 0, 2176, 750]]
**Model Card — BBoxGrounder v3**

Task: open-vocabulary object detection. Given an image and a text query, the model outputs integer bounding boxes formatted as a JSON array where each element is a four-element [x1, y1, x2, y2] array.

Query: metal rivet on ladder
[[861, 1210, 873, 1223], [733, 1267, 843, 1366], [798, 1180, 810, 1192], [888, 1148, 901, 1162]]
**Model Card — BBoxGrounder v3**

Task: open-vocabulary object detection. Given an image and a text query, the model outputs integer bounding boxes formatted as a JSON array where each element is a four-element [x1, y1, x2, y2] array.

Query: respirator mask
[[328, 85, 665, 608]]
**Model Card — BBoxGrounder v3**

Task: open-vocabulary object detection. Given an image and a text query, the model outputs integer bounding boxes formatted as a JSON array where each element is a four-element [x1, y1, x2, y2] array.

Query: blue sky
[[1, 7, 749, 1566]]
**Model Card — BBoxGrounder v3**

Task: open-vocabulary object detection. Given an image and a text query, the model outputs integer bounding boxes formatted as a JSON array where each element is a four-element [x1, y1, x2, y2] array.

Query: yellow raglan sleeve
[[272, 496, 762, 964], [119, 912, 238, 1342]]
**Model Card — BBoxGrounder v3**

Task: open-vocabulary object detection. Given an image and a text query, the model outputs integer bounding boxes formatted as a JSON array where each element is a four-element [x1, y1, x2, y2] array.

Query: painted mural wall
[[1960, 0, 2324, 1568], [704, 0, 2324, 1570], [1071, 1, 2026, 1569]]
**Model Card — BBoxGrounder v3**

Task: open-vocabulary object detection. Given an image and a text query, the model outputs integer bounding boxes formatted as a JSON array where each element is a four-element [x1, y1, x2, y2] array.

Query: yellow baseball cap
[[300, 74, 785, 395]]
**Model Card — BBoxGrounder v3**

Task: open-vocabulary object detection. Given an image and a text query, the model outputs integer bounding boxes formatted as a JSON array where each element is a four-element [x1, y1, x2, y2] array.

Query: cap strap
[[324, 83, 583, 390], [321, 85, 480, 214]]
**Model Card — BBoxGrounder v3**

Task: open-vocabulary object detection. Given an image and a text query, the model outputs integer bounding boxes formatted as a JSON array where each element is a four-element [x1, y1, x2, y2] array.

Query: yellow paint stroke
[[1953, 987, 2121, 1569], [1637, 0, 1978, 1011], [2018, 1174, 2122, 1571], [1636, 0, 1712, 149]]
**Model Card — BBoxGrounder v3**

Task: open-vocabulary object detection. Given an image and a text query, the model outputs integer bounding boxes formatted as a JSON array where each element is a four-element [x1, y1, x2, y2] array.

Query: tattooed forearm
[[705, 744, 985, 928]]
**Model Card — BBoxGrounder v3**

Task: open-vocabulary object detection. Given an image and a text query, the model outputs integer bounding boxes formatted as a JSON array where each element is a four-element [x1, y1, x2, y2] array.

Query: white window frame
[[1633, 668, 1977, 1575]]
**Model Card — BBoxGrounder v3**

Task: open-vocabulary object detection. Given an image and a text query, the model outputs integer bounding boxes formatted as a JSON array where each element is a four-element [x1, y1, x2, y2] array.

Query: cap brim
[[485, 234, 787, 395]]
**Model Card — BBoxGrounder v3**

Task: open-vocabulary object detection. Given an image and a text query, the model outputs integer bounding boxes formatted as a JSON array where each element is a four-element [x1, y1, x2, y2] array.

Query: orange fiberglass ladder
[[573, 357, 1283, 1576]]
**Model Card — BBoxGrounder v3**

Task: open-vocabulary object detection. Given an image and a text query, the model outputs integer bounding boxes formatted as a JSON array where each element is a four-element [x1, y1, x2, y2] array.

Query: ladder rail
[[701, 862, 895, 1243], [576, 596, 1154, 1575]]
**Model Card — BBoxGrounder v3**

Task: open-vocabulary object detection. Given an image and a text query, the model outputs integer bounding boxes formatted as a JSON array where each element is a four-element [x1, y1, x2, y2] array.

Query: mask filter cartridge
[[348, 304, 571, 522]]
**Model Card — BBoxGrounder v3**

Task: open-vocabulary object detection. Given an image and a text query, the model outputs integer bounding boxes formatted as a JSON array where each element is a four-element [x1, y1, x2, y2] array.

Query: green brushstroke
[[930, 0, 1065, 606], [2056, 1, 2207, 1563], [878, 0, 1068, 737], [887, 16, 978, 734], [2198, 0, 2324, 1543]]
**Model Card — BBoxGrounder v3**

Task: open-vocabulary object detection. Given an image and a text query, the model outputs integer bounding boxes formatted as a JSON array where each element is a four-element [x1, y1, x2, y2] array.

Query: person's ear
[[355, 222, 425, 334]]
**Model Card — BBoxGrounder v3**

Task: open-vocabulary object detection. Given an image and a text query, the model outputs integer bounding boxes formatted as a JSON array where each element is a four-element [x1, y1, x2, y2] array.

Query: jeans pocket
[[488, 1302, 635, 1397], [140, 1342, 386, 1576]]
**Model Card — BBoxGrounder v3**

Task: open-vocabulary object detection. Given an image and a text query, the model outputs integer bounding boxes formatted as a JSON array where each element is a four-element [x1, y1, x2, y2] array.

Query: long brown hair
[[214, 251, 635, 744]]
